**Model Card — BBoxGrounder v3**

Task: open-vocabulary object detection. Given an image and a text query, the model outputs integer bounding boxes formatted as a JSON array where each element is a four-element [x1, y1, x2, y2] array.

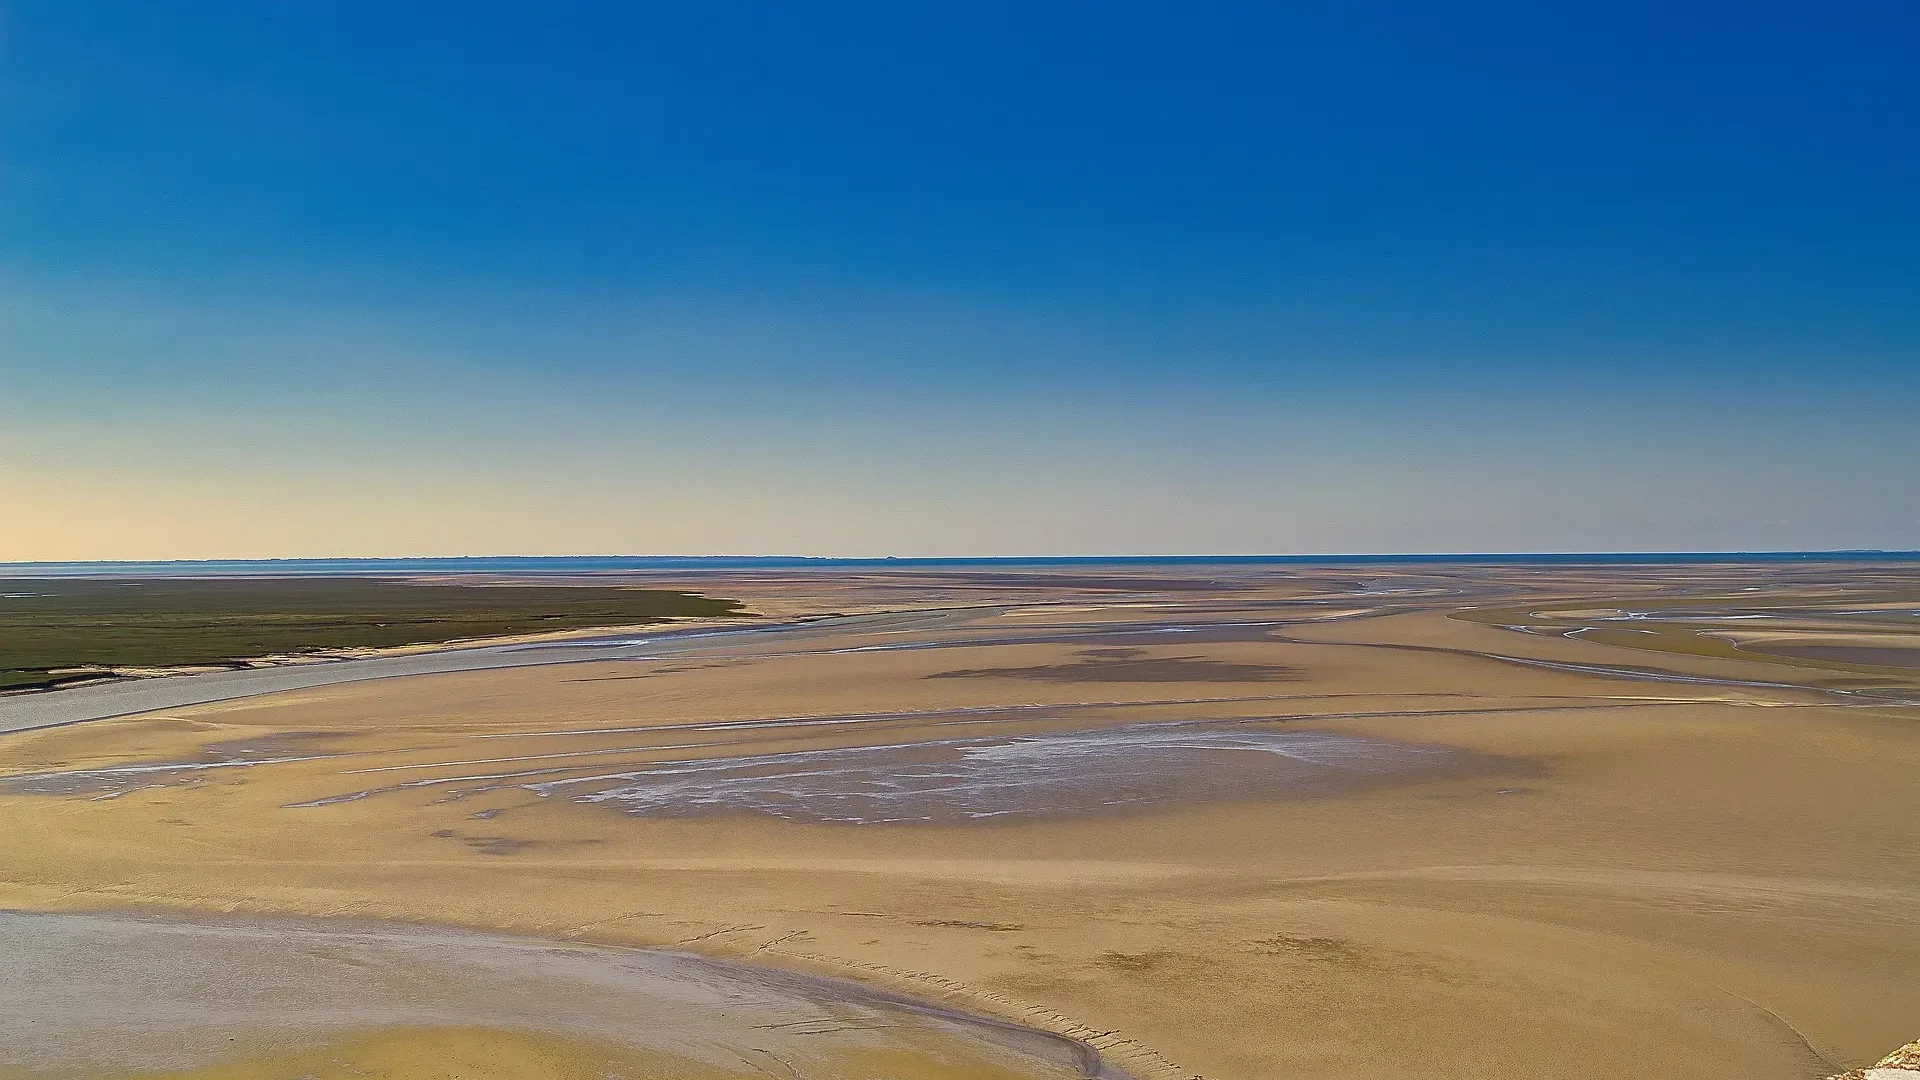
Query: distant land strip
[[3, 551, 1920, 578], [0, 577, 742, 693]]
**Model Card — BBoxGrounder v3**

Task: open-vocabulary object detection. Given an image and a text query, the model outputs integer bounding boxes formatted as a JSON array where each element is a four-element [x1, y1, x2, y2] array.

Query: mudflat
[[1, 561, 1917, 1079]]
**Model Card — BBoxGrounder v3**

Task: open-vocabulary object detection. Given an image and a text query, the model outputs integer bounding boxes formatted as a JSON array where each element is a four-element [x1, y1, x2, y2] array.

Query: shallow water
[[275, 719, 1470, 824], [0, 732, 348, 798], [551, 723, 1455, 824], [0, 910, 1117, 1078]]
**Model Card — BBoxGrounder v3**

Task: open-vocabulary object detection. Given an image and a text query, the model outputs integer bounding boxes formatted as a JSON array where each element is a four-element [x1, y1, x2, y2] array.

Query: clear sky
[[3, 2, 1916, 559]]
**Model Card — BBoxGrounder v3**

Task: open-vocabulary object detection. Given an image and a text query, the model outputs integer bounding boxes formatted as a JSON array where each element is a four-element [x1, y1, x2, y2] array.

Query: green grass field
[[0, 577, 743, 692]]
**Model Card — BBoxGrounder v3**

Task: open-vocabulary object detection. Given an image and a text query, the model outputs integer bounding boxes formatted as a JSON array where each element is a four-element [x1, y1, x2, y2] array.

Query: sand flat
[[1, 562, 1916, 1079]]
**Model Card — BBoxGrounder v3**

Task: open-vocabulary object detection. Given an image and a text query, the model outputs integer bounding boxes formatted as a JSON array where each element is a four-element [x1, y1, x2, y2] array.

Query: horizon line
[[4, 549, 1918, 572]]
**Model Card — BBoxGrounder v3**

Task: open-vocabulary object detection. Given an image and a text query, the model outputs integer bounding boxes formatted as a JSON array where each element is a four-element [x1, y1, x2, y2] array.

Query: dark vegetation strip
[[0, 578, 742, 691]]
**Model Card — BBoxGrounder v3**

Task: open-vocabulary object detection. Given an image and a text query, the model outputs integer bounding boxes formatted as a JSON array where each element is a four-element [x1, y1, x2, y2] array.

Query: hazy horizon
[[6, 4, 1915, 561], [6, 551, 1920, 575]]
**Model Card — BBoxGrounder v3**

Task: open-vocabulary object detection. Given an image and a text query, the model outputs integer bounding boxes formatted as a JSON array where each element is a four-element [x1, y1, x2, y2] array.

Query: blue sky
[[3, 2, 1915, 558]]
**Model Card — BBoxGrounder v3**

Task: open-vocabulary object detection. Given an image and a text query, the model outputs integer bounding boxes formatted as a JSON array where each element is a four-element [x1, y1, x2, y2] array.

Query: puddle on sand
[[0, 910, 1118, 1079], [307, 721, 1474, 825], [2, 708, 1484, 821], [0, 733, 344, 799], [547, 724, 1465, 824]]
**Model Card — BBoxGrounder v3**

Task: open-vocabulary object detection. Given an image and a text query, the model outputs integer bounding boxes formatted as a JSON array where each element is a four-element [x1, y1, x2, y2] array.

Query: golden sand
[[21, 1025, 1069, 1080], [96, 1028, 743, 1080], [2, 564, 1916, 1079]]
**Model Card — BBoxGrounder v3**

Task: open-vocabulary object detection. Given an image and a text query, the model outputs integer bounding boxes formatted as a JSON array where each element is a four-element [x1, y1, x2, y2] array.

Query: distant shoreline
[[6, 550, 1919, 577], [0, 611, 819, 736], [0, 616, 763, 701]]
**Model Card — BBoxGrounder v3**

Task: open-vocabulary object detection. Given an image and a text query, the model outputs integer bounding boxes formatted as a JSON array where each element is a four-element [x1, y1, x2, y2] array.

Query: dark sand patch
[[929, 648, 1299, 684], [917, 573, 1237, 592], [1010, 621, 1291, 646], [0, 731, 348, 798], [1742, 643, 1920, 669]]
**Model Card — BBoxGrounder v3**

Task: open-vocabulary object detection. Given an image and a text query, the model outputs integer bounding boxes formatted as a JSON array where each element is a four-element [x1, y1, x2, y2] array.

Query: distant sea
[[2, 552, 1917, 577]]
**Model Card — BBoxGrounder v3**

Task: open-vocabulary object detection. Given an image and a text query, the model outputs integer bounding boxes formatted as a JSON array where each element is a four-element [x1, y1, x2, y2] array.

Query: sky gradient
[[4, 2, 1916, 559]]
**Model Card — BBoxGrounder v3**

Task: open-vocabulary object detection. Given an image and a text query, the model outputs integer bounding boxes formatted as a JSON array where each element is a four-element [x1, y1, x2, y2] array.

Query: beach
[[2, 560, 1917, 1079]]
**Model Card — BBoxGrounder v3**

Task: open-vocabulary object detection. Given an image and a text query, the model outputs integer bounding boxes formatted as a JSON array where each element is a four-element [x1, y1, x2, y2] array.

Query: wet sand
[[1, 562, 1917, 1079], [0, 910, 1108, 1080], [1743, 642, 1920, 669]]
